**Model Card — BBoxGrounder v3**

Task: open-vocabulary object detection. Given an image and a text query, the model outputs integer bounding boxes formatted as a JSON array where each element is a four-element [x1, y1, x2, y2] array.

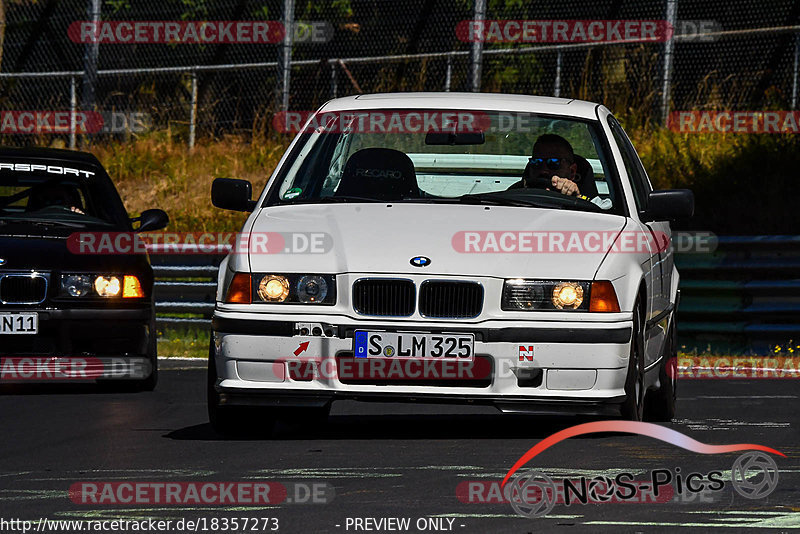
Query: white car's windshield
[[267, 110, 622, 214]]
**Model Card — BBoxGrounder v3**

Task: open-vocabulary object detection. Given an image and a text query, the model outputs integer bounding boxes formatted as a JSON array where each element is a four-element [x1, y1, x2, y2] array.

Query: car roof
[[0, 146, 103, 168], [319, 92, 602, 120]]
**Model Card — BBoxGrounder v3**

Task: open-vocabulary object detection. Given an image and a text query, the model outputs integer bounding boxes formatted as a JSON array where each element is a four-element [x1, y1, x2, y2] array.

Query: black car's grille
[[0, 275, 47, 304], [352, 279, 415, 316], [419, 281, 483, 318]]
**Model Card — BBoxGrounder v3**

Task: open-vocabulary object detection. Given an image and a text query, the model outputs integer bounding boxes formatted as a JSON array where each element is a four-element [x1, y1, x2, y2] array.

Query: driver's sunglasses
[[529, 157, 566, 171]]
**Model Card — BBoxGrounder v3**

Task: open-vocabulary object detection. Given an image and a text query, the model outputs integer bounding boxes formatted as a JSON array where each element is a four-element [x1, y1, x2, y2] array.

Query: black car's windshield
[[0, 175, 116, 227], [266, 110, 622, 214]]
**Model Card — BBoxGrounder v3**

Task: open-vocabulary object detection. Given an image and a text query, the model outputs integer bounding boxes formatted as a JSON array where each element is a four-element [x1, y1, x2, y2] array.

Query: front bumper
[[211, 312, 634, 415], [0, 307, 154, 382]]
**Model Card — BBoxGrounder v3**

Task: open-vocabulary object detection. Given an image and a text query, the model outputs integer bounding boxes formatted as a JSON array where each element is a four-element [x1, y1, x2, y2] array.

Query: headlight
[[94, 276, 121, 297], [552, 282, 584, 310], [502, 279, 591, 311], [62, 275, 93, 297], [60, 274, 144, 298], [258, 275, 290, 302], [249, 274, 336, 305], [502, 279, 547, 310], [296, 275, 328, 303]]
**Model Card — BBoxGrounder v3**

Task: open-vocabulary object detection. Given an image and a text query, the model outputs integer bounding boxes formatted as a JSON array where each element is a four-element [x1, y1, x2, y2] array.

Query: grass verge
[[87, 126, 800, 235]]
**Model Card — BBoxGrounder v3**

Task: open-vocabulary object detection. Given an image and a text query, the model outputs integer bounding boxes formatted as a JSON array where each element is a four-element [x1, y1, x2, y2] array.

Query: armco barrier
[[152, 236, 800, 354], [151, 251, 223, 326]]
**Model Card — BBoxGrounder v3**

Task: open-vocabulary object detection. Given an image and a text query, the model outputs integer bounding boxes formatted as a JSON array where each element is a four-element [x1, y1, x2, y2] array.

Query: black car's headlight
[[60, 274, 144, 298], [234, 274, 335, 305], [501, 279, 593, 311]]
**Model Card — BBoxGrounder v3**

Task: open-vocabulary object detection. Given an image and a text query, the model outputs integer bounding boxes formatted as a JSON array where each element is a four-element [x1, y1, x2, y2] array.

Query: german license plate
[[0, 313, 38, 335], [354, 331, 474, 360]]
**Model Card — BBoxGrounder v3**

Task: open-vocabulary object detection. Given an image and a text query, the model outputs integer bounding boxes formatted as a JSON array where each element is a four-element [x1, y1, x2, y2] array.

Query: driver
[[27, 183, 85, 214], [519, 134, 612, 210]]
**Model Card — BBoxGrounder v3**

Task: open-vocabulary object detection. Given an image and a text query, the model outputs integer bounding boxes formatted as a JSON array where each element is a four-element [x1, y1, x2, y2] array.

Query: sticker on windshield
[[283, 187, 302, 200], [0, 162, 95, 178]]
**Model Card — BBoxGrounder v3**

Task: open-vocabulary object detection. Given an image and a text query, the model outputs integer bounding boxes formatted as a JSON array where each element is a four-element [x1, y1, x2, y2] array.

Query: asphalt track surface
[[1, 359, 798, 533]]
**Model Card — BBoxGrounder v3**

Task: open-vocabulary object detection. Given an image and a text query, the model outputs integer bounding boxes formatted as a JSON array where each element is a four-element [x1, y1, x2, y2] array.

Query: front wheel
[[644, 316, 677, 422], [116, 318, 158, 392], [620, 302, 645, 421]]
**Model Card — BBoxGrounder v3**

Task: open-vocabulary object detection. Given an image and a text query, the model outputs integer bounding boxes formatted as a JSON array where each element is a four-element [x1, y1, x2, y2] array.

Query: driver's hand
[[550, 176, 580, 196]]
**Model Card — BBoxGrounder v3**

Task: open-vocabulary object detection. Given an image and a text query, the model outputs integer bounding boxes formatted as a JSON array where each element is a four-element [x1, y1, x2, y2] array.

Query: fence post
[[330, 61, 337, 98], [445, 52, 452, 92], [554, 47, 563, 98], [470, 0, 486, 92], [793, 31, 800, 110], [69, 76, 77, 149], [660, 0, 678, 125], [278, 0, 295, 113], [81, 0, 101, 111], [189, 71, 198, 150]]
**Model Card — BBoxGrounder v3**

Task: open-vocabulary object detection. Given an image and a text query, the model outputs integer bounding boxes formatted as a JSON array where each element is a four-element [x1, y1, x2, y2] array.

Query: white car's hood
[[248, 204, 626, 279]]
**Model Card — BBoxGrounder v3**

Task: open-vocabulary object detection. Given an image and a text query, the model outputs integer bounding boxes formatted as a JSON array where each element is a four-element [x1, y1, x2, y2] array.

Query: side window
[[608, 116, 651, 211]]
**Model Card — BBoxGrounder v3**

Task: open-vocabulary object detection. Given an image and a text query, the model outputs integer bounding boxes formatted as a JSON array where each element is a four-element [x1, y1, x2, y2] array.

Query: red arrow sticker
[[294, 341, 309, 356]]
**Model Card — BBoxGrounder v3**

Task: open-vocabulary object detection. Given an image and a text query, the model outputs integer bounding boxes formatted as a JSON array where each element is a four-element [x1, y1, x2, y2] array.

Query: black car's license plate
[[0, 312, 38, 335]]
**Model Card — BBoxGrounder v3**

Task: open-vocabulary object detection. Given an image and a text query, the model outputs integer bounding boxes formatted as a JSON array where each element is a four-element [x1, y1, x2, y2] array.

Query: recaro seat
[[335, 148, 419, 201]]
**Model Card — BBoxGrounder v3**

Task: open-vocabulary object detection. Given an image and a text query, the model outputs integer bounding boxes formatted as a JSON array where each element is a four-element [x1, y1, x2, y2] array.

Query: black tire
[[644, 316, 677, 422], [207, 339, 276, 437], [620, 302, 645, 421]]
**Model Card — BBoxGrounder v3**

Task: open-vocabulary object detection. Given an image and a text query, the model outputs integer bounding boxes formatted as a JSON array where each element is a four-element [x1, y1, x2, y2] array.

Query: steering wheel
[[516, 176, 603, 212], [526, 176, 556, 190]]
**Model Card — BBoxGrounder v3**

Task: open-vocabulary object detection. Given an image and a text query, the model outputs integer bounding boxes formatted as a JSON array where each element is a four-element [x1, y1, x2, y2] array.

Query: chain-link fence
[[1, 0, 799, 146]]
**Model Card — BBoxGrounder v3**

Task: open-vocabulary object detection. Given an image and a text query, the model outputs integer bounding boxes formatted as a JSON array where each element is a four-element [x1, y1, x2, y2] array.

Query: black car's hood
[[0, 233, 151, 272]]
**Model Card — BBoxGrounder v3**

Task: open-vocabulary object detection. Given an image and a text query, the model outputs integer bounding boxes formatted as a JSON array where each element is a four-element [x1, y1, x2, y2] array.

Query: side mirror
[[641, 189, 694, 222], [212, 178, 257, 212], [133, 209, 169, 232]]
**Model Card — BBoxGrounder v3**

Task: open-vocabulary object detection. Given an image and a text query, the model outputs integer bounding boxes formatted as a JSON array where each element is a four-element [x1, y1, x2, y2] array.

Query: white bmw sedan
[[207, 93, 693, 434]]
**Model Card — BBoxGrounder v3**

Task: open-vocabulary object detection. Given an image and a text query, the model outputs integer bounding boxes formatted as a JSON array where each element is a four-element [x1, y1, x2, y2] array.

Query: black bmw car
[[0, 147, 168, 389]]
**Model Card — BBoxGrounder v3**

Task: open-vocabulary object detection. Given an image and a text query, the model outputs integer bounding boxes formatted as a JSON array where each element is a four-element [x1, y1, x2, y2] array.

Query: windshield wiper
[[457, 193, 560, 208], [318, 196, 383, 203]]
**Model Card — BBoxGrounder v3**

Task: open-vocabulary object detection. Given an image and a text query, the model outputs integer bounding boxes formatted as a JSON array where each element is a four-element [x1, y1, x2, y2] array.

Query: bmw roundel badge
[[410, 256, 431, 267]]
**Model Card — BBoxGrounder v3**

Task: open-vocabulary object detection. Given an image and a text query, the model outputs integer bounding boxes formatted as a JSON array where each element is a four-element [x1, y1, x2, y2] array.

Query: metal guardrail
[[153, 236, 800, 353], [151, 254, 222, 326]]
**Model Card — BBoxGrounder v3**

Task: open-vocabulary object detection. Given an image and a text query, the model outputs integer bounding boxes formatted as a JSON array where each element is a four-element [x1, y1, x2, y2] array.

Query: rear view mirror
[[641, 189, 694, 222], [425, 131, 485, 145], [212, 178, 257, 212]]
